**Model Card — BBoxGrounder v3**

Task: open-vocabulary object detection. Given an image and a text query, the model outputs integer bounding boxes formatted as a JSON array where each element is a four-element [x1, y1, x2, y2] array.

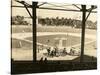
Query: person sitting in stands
[[51, 50, 54, 57], [47, 47, 51, 56], [70, 48, 73, 55], [54, 47, 57, 56], [44, 58, 48, 63], [63, 48, 67, 55], [40, 57, 43, 62]]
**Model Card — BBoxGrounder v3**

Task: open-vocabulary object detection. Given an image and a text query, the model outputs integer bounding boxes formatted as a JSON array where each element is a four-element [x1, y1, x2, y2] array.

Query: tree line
[[11, 15, 97, 29], [38, 17, 96, 29], [11, 15, 29, 25]]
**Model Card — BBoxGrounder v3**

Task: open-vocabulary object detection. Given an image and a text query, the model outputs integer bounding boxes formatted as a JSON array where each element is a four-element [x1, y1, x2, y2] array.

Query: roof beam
[[72, 4, 81, 10], [11, 5, 97, 13]]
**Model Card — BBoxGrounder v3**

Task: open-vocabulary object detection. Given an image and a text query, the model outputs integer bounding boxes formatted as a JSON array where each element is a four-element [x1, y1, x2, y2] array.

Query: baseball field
[[11, 25, 96, 61]]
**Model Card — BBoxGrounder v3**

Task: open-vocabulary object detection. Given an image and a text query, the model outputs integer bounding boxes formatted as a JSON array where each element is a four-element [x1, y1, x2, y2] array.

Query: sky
[[12, 0, 97, 22]]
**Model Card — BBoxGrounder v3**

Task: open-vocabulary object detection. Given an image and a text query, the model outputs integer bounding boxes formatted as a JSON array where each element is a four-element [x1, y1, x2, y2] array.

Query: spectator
[[54, 47, 57, 56], [40, 57, 43, 62], [63, 48, 67, 55], [44, 58, 48, 63], [47, 47, 51, 56], [70, 48, 73, 55], [51, 50, 54, 57]]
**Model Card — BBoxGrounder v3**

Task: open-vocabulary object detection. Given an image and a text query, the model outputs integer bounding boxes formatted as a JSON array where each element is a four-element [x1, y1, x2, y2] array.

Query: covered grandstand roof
[[12, 0, 97, 22]]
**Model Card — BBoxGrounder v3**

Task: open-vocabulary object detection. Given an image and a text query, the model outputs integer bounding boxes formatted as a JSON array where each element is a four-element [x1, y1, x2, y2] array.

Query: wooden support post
[[32, 2, 37, 62], [80, 5, 86, 62]]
